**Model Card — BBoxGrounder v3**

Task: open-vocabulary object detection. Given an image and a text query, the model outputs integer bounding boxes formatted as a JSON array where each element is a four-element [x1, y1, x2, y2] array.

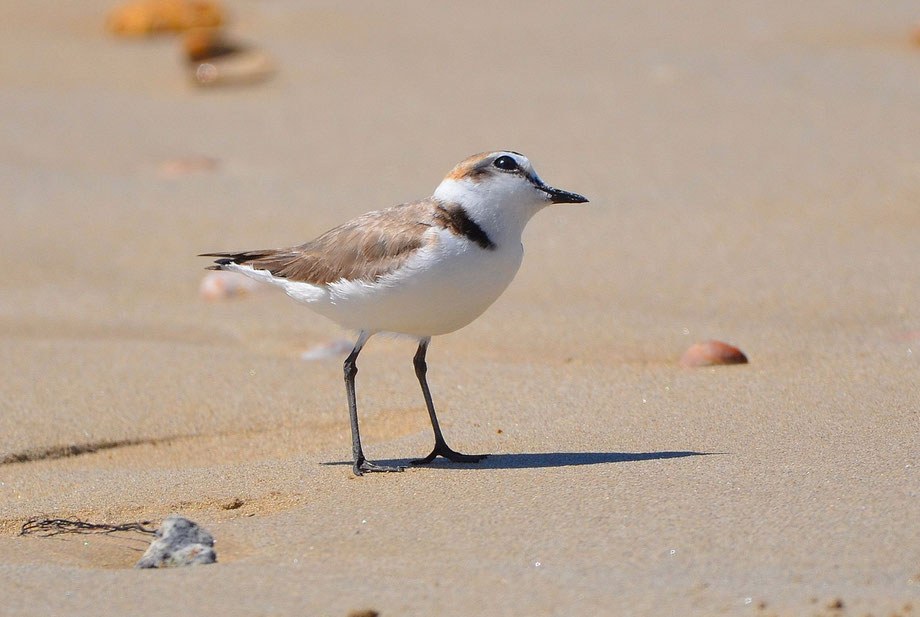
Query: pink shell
[[679, 340, 748, 367]]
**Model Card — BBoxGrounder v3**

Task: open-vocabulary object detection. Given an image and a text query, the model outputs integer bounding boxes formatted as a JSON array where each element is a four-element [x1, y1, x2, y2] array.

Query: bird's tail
[[198, 250, 277, 270]]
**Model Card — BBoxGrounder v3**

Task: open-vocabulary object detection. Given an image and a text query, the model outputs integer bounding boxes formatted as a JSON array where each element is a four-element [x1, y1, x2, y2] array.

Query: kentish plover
[[202, 151, 588, 475]]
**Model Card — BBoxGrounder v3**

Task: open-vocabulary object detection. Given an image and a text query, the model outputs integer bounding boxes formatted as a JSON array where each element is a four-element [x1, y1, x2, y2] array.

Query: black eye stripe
[[493, 155, 520, 172]]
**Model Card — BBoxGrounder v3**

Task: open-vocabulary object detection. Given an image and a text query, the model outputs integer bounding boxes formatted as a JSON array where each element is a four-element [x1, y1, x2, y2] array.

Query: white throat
[[432, 178, 548, 248]]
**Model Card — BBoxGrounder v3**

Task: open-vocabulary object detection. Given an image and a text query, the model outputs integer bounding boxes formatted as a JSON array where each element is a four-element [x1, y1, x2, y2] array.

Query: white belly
[[240, 228, 524, 337]]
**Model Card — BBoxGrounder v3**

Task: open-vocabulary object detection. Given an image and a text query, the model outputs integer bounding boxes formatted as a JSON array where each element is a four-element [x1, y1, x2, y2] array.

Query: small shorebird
[[201, 151, 587, 475]]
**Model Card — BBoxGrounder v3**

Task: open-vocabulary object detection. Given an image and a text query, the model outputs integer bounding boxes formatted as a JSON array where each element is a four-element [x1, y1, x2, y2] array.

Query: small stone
[[135, 515, 216, 568], [347, 611, 379, 617], [678, 340, 748, 367], [827, 598, 844, 610], [107, 0, 223, 36]]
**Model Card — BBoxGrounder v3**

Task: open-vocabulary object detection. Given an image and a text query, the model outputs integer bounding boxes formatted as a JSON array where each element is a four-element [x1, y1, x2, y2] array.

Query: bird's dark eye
[[493, 155, 519, 171]]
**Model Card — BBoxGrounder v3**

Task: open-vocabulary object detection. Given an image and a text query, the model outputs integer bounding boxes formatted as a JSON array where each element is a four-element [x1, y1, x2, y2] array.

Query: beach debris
[[158, 155, 219, 177], [678, 340, 748, 368], [301, 339, 354, 361], [183, 28, 237, 63], [184, 28, 275, 87], [221, 497, 244, 510], [347, 611, 379, 617], [136, 515, 216, 568], [107, 0, 224, 36], [895, 329, 920, 341], [826, 597, 844, 610], [20, 517, 156, 537], [200, 270, 267, 300]]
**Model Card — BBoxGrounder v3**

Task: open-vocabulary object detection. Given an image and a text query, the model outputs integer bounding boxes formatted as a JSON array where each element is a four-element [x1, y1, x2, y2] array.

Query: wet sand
[[1, 1, 919, 615]]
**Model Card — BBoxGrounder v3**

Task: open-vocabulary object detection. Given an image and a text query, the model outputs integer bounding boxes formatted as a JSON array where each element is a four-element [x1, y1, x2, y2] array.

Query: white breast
[[284, 227, 523, 337]]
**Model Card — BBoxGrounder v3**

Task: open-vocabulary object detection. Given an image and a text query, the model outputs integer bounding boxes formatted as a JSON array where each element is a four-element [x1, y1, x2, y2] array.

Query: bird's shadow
[[322, 450, 717, 471]]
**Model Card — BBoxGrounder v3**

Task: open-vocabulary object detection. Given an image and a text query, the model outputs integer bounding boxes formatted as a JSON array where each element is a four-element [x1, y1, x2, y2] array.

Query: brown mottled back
[[202, 200, 445, 285]]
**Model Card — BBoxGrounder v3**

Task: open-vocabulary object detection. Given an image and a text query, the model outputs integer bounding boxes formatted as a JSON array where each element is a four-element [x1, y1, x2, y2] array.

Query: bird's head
[[432, 151, 588, 242]]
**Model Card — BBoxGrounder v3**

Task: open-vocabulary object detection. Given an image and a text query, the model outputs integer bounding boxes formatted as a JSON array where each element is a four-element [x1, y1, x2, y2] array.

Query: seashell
[[107, 0, 224, 36], [192, 51, 275, 87], [678, 340, 748, 367], [183, 28, 275, 87]]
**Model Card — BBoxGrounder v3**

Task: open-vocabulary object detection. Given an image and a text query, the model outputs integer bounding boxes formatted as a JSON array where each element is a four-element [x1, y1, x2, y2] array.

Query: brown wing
[[200, 201, 437, 285]]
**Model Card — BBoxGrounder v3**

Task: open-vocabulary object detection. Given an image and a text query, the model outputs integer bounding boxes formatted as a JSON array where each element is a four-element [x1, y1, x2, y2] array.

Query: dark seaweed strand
[[20, 517, 157, 537]]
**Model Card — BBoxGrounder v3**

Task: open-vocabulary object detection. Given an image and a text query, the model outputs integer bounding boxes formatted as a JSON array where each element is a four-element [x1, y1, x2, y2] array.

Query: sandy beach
[[1, 1, 919, 615]]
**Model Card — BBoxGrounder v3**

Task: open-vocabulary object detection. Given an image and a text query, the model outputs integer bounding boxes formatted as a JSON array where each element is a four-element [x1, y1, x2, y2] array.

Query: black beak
[[539, 183, 589, 204]]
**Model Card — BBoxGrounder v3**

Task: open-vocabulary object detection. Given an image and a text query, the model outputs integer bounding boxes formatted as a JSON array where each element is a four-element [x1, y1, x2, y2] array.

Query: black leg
[[344, 332, 405, 476], [411, 338, 487, 466]]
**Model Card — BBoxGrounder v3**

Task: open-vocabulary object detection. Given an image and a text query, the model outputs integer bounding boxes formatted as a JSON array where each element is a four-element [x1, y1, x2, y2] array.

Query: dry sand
[[1, 1, 919, 615]]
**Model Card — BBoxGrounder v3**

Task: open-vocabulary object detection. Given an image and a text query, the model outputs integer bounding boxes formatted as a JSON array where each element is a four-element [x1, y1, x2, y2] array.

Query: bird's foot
[[353, 458, 406, 476], [411, 443, 488, 466]]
